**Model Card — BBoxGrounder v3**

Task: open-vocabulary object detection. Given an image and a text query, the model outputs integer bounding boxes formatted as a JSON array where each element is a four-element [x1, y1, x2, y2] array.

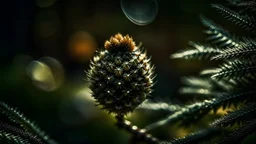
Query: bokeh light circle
[[68, 31, 97, 62], [26, 57, 64, 92], [120, 0, 158, 26]]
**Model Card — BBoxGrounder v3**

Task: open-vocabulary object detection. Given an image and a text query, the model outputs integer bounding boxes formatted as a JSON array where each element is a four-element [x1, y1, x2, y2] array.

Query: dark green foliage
[[0, 120, 43, 144], [217, 119, 256, 144], [211, 38, 256, 60], [200, 15, 239, 48], [162, 128, 220, 144], [170, 42, 221, 60], [211, 60, 256, 80], [143, 0, 256, 143], [237, 1, 256, 12], [87, 33, 155, 115], [211, 4, 255, 32], [179, 76, 234, 97], [0, 102, 57, 144], [145, 91, 256, 131], [0, 131, 29, 144], [211, 103, 256, 127]]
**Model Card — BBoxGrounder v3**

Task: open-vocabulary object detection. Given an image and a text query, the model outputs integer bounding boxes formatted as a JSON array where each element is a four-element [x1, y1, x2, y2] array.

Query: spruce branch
[[0, 120, 44, 144], [179, 87, 220, 97], [170, 42, 220, 60], [179, 76, 233, 96], [211, 103, 256, 127], [211, 4, 256, 32], [161, 128, 220, 144], [200, 14, 239, 48], [136, 101, 181, 112], [180, 77, 213, 89], [211, 60, 256, 80], [217, 119, 256, 144], [179, 77, 219, 97], [144, 91, 256, 131], [226, 0, 244, 6], [237, 1, 256, 12], [0, 130, 30, 144], [0, 102, 57, 144], [211, 39, 256, 60]]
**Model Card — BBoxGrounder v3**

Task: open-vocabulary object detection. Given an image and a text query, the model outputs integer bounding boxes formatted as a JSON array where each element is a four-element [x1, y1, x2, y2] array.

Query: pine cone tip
[[104, 33, 136, 52]]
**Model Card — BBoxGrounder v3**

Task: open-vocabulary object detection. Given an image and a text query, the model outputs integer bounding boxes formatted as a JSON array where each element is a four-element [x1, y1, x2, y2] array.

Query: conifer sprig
[[212, 4, 256, 32], [200, 15, 239, 48], [170, 42, 220, 60], [211, 103, 256, 127], [0, 102, 57, 144]]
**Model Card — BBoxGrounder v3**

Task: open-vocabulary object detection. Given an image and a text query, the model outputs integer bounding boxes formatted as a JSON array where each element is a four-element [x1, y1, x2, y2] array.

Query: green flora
[[1, 0, 256, 144]]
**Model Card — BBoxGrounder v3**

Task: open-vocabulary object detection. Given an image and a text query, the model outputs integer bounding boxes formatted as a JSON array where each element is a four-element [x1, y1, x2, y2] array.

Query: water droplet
[[121, 0, 158, 26]]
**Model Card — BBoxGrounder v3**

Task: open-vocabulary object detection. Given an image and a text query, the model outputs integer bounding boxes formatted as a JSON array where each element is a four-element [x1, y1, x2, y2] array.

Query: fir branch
[[179, 77, 233, 96], [136, 101, 181, 112], [211, 60, 256, 80], [144, 91, 256, 131], [170, 42, 220, 60], [0, 120, 44, 144], [200, 15, 239, 48], [179, 87, 220, 97], [237, 1, 256, 12], [210, 78, 237, 91], [217, 119, 256, 144], [200, 68, 222, 76], [0, 102, 57, 144], [226, 0, 244, 6], [0, 130, 30, 144], [180, 77, 213, 89], [161, 128, 220, 144], [211, 103, 256, 127], [211, 39, 256, 60], [212, 4, 256, 32]]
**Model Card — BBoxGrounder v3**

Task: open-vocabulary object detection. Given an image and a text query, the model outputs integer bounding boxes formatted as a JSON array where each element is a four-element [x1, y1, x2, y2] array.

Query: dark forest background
[[1, 0, 233, 143]]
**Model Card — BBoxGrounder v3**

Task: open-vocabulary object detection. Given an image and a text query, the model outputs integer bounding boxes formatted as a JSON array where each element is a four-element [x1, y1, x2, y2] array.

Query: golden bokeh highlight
[[26, 57, 64, 92], [68, 31, 97, 62]]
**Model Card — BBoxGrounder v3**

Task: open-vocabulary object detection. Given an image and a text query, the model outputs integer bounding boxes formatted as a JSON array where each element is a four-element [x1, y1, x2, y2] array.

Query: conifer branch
[[0, 120, 44, 144], [170, 42, 220, 60], [144, 91, 256, 131], [217, 119, 256, 144], [136, 101, 181, 112], [212, 4, 256, 32], [211, 60, 256, 80], [211, 103, 256, 127], [0, 130, 30, 144], [0, 102, 57, 144], [237, 1, 256, 12], [161, 128, 220, 144], [200, 15, 239, 48], [212, 39, 256, 60]]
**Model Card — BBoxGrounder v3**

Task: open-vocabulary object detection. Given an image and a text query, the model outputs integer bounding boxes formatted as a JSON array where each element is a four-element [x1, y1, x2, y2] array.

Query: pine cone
[[87, 33, 156, 115]]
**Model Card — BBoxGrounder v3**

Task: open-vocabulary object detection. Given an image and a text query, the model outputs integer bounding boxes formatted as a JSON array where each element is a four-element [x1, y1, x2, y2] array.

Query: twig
[[115, 115, 160, 144]]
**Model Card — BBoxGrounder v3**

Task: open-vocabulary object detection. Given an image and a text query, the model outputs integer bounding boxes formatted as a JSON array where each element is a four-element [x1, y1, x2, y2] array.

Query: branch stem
[[115, 115, 160, 144]]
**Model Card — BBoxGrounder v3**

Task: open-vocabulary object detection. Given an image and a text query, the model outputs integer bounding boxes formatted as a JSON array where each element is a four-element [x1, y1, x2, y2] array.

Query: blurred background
[[1, 0, 234, 143]]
